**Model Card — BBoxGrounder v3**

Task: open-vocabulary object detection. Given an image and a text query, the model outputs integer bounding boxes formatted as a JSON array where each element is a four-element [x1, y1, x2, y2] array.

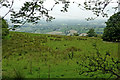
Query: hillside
[[2, 32, 118, 78]]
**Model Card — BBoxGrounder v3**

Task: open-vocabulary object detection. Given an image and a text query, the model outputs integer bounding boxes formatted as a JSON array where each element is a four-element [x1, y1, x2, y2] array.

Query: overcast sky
[[0, 0, 119, 21]]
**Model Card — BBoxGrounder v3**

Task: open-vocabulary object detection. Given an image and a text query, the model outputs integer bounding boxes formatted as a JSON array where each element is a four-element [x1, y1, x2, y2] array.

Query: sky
[[0, 0, 119, 21]]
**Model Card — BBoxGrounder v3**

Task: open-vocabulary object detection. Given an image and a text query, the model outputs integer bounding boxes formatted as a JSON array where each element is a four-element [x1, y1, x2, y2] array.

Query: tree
[[102, 12, 120, 42], [87, 28, 97, 37], [1, 18, 9, 39]]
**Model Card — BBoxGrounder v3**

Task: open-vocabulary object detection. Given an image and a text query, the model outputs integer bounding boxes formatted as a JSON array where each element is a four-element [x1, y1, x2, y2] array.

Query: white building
[[79, 33, 88, 36]]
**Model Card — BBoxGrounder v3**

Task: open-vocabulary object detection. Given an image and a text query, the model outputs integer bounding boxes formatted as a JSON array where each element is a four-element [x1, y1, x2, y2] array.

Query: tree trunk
[[118, 0, 120, 12], [118, 42, 120, 76]]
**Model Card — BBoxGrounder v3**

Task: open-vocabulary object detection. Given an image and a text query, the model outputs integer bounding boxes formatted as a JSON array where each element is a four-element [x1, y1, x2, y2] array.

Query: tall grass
[[13, 67, 24, 79]]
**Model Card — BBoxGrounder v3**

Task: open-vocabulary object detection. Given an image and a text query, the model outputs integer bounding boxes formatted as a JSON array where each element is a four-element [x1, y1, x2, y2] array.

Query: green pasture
[[2, 32, 118, 78]]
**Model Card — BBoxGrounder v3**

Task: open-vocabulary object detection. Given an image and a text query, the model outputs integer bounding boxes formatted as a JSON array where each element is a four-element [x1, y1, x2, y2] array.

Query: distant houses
[[44, 28, 88, 36], [66, 29, 88, 36], [79, 33, 88, 36], [67, 30, 78, 36]]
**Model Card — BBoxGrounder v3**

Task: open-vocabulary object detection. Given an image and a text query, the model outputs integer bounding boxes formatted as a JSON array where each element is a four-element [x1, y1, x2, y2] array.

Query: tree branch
[[2, 0, 14, 19]]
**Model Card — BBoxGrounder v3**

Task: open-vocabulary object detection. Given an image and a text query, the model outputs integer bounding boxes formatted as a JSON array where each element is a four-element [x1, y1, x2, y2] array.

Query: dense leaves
[[2, 18, 9, 39], [103, 12, 120, 42]]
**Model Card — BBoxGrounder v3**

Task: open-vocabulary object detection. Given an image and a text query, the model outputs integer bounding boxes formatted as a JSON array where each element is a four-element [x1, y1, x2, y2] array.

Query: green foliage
[[87, 28, 97, 37], [2, 18, 9, 39], [103, 12, 120, 42], [78, 43, 120, 78]]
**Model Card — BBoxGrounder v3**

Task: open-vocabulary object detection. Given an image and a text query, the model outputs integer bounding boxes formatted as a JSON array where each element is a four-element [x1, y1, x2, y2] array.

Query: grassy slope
[[2, 32, 118, 78]]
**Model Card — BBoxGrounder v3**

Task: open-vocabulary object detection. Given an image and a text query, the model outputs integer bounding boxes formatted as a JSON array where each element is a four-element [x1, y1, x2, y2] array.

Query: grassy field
[[2, 31, 118, 78]]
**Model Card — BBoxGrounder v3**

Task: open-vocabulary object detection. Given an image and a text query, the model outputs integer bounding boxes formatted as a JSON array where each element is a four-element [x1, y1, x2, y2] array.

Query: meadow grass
[[2, 31, 118, 78]]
